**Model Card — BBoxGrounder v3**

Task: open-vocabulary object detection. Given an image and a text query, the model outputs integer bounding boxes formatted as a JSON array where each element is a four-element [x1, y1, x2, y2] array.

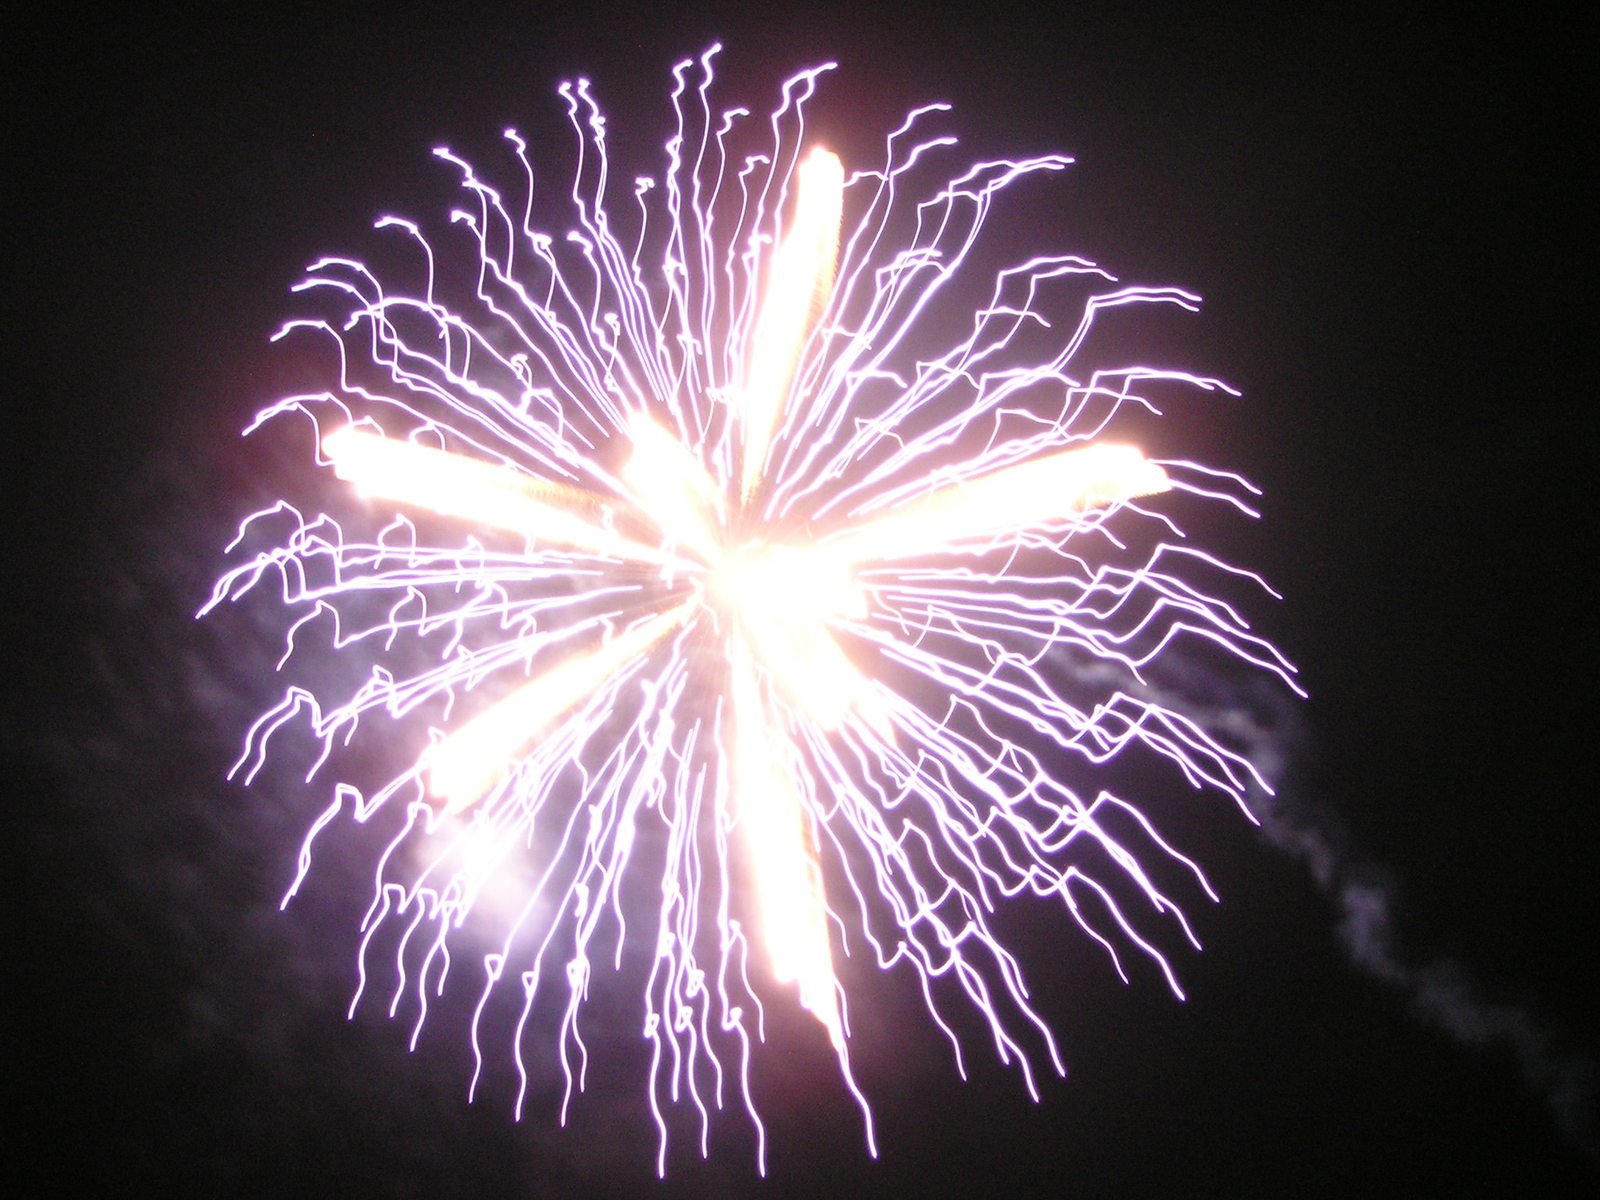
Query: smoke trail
[[1203, 673, 1597, 1161]]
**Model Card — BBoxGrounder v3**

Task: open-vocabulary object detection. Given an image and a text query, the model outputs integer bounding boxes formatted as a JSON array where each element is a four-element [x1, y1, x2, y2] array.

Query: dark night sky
[[10, 5, 1594, 1197]]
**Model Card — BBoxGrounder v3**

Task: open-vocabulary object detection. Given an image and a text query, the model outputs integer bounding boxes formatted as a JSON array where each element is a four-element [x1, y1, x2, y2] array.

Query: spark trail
[[204, 45, 1301, 1174]]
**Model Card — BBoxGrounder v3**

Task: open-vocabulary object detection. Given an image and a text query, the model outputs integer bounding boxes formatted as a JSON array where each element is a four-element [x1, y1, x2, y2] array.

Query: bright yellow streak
[[323, 426, 661, 563], [739, 147, 844, 506], [426, 604, 692, 814], [827, 442, 1171, 564], [619, 412, 724, 564], [729, 634, 844, 1050]]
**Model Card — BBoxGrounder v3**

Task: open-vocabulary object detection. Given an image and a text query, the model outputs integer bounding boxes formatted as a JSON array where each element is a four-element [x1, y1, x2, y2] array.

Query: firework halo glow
[[202, 44, 1301, 1175]]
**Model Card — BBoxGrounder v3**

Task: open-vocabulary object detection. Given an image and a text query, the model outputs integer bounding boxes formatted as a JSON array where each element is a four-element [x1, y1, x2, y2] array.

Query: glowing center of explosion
[[708, 541, 867, 713], [711, 542, 853, 621]]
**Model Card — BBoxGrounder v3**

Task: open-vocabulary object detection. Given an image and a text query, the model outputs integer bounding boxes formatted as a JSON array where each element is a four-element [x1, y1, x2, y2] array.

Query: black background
[[11, 5, 1593, 1197]]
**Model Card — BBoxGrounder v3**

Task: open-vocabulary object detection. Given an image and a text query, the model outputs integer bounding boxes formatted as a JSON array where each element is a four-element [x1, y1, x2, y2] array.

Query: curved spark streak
[[205, 45, 1299, 1176]]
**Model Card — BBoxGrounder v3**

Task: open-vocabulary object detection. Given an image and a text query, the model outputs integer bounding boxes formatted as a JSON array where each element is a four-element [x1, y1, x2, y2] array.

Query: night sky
[[11, 6, 1593, 1197]]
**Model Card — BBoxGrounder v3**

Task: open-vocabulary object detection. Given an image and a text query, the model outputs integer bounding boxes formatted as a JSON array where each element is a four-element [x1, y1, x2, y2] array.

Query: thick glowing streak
[[739, 147, 844, 506], [426, 603, 692, 813], [729, 634, 844, 1049], [323, 425, 660, 563], [828, 442, 1171, 564], [620, 412, 724, 564], [721, 145, 851, 1049]]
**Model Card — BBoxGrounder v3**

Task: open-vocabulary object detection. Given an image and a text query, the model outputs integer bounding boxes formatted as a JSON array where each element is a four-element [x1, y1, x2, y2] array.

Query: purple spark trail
[[203, 45, 1300, 1175]]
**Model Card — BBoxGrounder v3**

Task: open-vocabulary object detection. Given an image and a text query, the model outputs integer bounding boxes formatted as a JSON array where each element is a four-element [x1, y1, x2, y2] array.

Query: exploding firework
[[204, 46, 1299, 1173]]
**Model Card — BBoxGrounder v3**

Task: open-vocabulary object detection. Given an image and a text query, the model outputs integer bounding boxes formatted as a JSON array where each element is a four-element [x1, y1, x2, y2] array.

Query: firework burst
[[204, 45, 1300, 1173]]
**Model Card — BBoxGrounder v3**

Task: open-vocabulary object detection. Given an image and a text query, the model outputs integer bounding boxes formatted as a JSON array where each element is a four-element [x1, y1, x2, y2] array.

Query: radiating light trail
[[324, 424, 657, 562], [825, 441, 1172, 564], [729, 630, 845, 1050], [426, 603, 694, 814], [739, 146, 845, 505], [205, 45, 1300, 1176]]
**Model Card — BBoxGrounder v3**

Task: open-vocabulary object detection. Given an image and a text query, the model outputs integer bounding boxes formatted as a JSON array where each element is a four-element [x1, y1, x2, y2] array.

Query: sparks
[[205, 45, 1300, 1175]]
